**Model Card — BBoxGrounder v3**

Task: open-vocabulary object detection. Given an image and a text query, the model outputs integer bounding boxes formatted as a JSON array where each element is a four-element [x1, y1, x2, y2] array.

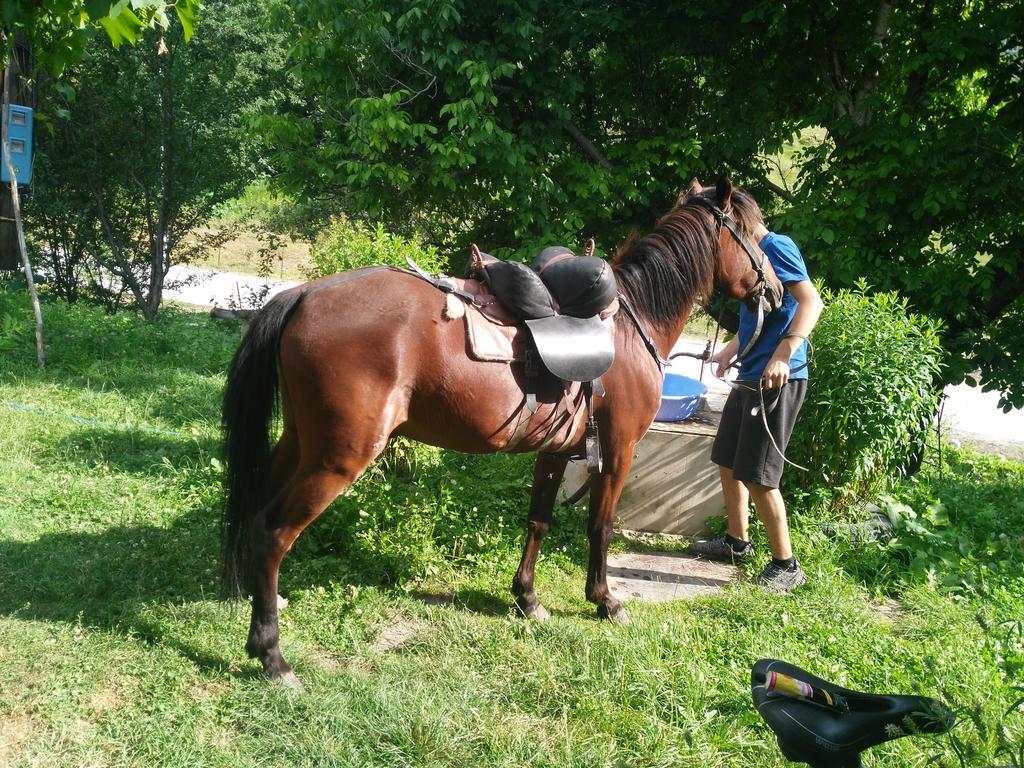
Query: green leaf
[[98, 5, 145, 47], [54, 82, 76, 103], [175, 0, 200, 41]]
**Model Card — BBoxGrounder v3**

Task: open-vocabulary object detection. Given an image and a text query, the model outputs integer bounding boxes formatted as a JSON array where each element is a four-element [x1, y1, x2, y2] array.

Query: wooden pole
[[0, 35, 28, 270], [3, 55, 44, 367]]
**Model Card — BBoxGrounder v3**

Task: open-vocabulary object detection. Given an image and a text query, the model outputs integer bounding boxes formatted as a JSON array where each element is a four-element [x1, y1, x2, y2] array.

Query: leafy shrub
[[308, 217, 448, 278], [296, 450, 539, 585], [788, 280, 943, 510], [847, 448, 1024, 595]]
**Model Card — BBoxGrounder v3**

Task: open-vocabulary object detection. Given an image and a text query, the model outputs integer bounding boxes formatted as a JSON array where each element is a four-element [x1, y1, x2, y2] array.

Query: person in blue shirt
[[690, 188, 823, 592]]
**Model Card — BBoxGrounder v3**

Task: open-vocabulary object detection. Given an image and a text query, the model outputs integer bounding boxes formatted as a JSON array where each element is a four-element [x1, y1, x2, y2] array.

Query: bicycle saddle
[[752, 659, 955, 768]]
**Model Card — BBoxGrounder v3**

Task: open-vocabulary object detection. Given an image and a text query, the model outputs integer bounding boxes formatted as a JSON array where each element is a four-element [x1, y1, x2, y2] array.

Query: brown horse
[[221, 177, 782, 685]]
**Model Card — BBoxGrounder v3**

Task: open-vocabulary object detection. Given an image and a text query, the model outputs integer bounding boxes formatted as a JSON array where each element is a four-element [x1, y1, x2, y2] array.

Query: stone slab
[[607, 551, 740, 602]]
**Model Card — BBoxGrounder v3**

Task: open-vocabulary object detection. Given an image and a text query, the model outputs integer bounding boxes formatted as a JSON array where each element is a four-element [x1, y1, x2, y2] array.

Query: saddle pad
[[449, 277, 619, 365], [464, 304, 527, 363], [444, 277, 520, 362]]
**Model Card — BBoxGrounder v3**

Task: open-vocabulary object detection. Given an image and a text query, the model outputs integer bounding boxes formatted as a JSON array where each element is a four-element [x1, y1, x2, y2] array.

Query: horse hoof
[[277, 594, 289, 611], [524, 603, 551, 621]]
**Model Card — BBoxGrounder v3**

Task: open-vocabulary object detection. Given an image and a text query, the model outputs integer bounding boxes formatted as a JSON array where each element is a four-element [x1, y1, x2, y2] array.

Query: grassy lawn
[[190, 226, 313, 282], [1, 290, 1022, 767]]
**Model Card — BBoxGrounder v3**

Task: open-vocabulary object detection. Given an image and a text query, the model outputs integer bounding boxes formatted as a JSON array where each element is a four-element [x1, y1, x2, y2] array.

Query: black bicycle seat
[[752, 659, 955, 767]]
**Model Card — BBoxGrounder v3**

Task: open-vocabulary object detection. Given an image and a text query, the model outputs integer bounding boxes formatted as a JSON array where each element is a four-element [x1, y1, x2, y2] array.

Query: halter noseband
[[682, 194, 777, 369], [688, 195, 770, 302]]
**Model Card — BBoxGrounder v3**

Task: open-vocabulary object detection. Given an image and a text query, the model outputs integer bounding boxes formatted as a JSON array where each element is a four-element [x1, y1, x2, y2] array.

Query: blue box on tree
[[1, 104, 33, 185]]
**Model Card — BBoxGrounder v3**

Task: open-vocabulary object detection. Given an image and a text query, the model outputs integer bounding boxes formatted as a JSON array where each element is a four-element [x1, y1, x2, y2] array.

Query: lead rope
[[720, 329, 814, 472]]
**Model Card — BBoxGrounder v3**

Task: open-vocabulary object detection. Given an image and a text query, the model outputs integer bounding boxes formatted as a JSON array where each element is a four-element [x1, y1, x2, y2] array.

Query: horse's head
[[680, 177, 783, 314]]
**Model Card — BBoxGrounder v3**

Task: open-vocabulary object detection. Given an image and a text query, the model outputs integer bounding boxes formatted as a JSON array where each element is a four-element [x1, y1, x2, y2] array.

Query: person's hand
[[711, 348, 735, 379], [762, 359, 790, 389]]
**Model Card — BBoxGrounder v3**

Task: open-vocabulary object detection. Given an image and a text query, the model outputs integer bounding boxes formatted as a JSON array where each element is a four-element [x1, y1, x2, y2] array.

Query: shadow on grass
[[42, 426, 221, 475], [0, 506, 234, 671], [0, 497, 550, 675], [409, 587, 514, 617]]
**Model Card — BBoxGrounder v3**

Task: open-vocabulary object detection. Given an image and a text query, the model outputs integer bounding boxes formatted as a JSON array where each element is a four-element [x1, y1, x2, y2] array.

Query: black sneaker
[[756, 560, 807, 593], [689, 534, 754, 563]]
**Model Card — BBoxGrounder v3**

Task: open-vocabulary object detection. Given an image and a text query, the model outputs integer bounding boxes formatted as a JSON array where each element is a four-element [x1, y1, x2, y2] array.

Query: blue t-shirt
[[736, 232, 810, 381]]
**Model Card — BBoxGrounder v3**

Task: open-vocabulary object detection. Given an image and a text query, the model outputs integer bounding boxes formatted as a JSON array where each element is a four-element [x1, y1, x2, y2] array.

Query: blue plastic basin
[[654, 373, 707, 422]]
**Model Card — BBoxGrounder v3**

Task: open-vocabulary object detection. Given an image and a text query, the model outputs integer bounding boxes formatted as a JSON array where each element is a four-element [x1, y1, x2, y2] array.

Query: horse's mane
[[611, 188, 760, 330]]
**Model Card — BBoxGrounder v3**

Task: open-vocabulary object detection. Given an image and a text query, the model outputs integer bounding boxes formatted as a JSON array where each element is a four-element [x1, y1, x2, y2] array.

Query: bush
[[788, 280, 943, 510], [308, 217, 448, 278], [211, 180, 330, 240]]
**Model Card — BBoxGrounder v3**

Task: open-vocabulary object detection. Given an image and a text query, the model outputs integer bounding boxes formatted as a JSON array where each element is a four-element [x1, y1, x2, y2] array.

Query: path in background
[[164, 265, 297, 309], [942, 382, 1024, 459], [670, 338, 1024, 459]]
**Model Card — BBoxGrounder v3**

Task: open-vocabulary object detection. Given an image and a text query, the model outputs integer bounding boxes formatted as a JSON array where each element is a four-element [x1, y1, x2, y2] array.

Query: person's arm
[[711, 335, 741, 378], [762, 280, 823, 389]]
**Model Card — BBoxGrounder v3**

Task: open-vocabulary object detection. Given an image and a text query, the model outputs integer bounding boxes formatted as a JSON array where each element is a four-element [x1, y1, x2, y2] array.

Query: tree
[[268, 0, 1024, 406], [260, 1, 730, 257], [27, 0, 294, 319], [1, 1, 200, 75], [2, 0, 201, 364], [693, 1, 1022, 408]]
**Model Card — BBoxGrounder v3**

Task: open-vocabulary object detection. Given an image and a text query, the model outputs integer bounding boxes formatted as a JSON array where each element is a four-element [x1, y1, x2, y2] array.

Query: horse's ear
[[715, 175, 733, 209], [688, 177, 702, 196], [583, 238, 595, 258]]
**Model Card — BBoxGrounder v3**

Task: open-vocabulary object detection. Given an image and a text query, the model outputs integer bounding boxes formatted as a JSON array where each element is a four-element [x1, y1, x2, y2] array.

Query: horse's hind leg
[[512, 453, 568, 620], [246, 429, 385, 686]]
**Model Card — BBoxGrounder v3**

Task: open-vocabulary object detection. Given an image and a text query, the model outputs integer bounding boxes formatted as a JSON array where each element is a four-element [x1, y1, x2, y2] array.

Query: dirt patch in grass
[[372, 616, 422, 654], [306, 646, 343, 673], [0, 711, 39, 763], [87, 684, 124, 717], [868, 598, 904, 625], [188, 680, 230, 702]]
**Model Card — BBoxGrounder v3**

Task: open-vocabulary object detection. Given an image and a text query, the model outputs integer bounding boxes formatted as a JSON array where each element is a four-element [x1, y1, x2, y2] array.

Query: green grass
[[1, 285, 1022, 766]]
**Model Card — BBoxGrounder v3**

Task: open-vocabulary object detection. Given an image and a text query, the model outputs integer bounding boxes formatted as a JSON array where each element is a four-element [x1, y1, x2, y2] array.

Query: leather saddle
[[464, 241, 617, 473], [466, 243, 617, 384], [752, 659, 955, 768]]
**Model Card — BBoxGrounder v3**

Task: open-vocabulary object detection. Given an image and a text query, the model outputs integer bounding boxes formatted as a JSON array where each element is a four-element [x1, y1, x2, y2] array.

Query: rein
[[616, 292, 669, 370]]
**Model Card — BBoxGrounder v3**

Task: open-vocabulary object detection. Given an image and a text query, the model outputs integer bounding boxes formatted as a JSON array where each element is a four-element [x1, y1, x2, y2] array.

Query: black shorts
[[711, 379, 807, 489]]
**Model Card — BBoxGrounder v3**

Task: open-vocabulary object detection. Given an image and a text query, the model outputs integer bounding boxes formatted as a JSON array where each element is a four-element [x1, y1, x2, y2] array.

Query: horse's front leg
[[511, 452, 568, 620], [585, 445, 634, 624]]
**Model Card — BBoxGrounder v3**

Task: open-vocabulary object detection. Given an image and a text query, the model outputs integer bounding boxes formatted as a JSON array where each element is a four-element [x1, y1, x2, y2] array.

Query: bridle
[[689, 195, 770, 294], [616, 194, 811, 471], [687, 194, 774, 364], [618, 194, 775, 372]]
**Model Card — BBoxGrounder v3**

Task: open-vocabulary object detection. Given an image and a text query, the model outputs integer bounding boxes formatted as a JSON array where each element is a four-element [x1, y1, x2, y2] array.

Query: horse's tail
[[221, 287, 305, 599]]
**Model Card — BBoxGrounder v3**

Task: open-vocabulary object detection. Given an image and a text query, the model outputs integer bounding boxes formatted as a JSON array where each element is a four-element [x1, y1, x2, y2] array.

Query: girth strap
[[582, 380, 602, 473]]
